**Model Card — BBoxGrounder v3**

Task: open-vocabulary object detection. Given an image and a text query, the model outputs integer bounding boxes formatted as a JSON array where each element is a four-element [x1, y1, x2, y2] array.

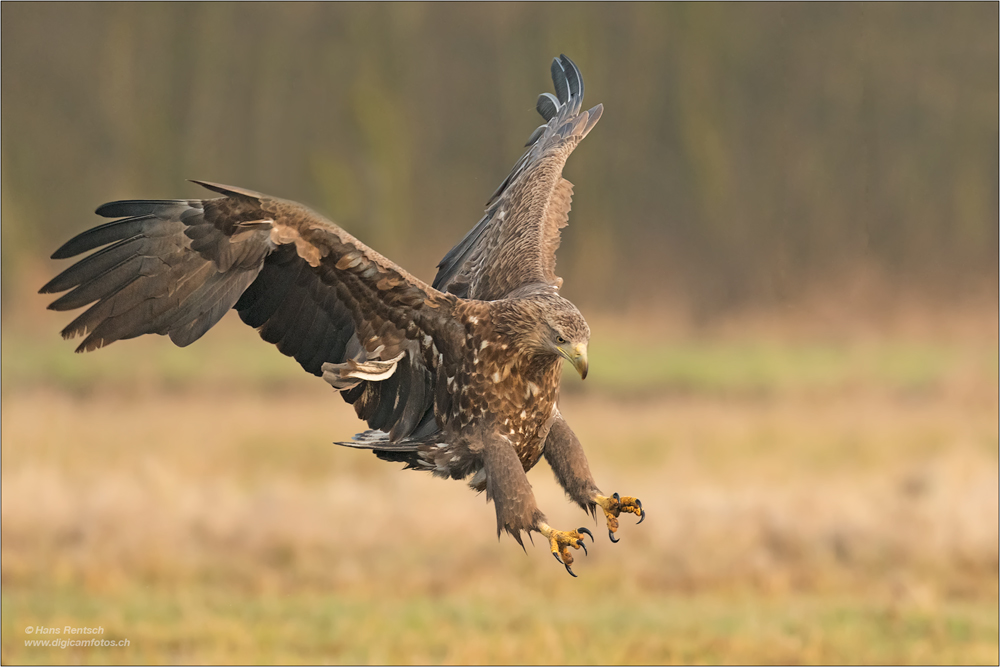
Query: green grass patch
[[3, 586, 997, 664], [580, 337, 993, 395], [4, 317, 995, 397]]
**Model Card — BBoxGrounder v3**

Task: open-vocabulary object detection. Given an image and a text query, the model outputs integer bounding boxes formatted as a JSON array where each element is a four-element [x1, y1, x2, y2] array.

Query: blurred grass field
[[2, 302, 997, 664]]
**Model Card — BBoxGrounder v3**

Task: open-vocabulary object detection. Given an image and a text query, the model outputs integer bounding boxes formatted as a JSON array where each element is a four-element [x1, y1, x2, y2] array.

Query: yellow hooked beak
[[560, 342, 589, 380]]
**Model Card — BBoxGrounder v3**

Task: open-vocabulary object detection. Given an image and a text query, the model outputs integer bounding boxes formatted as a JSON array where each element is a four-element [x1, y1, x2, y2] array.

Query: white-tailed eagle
[[41, 55, 644, 576]]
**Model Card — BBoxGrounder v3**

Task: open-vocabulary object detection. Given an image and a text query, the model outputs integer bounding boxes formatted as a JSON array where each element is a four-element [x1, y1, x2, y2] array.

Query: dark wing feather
[[41, 197, 271, 350], [433, 55, 602, 301], [41, 181, 466, 442]]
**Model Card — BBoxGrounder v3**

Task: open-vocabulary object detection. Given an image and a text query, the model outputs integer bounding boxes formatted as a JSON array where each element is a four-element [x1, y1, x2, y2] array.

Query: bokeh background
[[2, 3, 997, 664]]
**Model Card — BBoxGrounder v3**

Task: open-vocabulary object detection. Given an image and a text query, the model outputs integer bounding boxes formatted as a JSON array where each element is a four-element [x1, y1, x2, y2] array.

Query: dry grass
[[1, 308, 997, 664]]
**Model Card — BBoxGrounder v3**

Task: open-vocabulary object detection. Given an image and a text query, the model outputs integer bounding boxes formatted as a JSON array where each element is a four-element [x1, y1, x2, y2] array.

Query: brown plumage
[[40, 55, 643, 576]]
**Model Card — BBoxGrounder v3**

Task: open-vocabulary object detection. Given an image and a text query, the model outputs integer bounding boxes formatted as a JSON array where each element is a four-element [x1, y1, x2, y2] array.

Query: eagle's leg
[[538, 523, 593, 577], [543, 414, 646, 543], [481, 431, 592, 576]]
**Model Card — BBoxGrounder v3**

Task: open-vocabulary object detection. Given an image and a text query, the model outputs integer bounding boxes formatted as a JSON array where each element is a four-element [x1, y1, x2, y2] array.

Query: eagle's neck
[[517, 350, 562, 384]]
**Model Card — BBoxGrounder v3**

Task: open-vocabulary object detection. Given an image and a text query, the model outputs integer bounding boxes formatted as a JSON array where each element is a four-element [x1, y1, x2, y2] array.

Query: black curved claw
[[636, 499, 645, 525], [552, 551, 563, 564], [564, 562, 577, 577], [576, 539, 588, 556], [577, 526, 594, 542], [613, 492, 621, 502], [609, 529, 620, 543]]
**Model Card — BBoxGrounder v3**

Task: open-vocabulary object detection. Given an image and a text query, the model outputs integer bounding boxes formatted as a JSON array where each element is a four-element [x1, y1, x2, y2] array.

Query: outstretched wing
[[40, 181, 464, 442], [433, 55, 602, 301]]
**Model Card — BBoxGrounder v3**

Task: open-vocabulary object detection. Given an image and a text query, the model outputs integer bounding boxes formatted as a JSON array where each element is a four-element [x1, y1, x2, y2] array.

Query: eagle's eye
[[555, 335, 567, 345]]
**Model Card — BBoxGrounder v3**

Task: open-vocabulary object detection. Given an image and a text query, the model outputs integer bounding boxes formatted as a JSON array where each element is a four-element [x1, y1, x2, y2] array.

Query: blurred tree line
[[2, 3, 996, 316]]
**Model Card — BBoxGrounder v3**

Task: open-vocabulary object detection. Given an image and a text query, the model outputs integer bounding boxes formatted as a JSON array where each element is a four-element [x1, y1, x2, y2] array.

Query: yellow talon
[[595, 492, 645, 543], [539, 523, 594, 577]]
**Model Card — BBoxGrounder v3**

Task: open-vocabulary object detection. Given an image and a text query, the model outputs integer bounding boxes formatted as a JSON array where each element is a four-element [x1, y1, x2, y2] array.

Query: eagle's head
[[538, 294, 591, 380], [493, 290, 591, 379]]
